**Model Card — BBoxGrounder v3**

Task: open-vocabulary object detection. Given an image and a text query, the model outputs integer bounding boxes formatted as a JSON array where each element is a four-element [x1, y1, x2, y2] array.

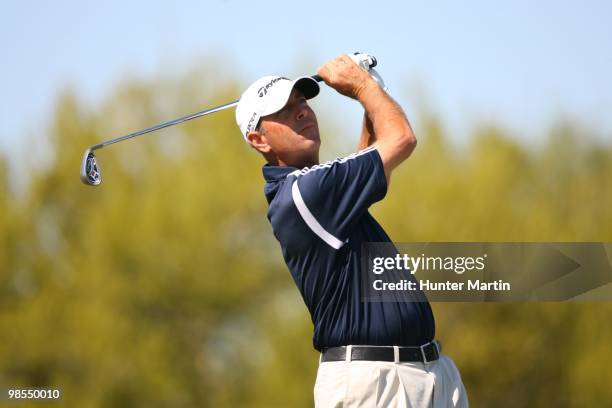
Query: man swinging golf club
[[236, 54, 468, 407]]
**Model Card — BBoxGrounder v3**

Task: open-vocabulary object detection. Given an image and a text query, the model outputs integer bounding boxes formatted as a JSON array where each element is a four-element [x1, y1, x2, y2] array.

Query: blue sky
[[1, 0, 611, 162]]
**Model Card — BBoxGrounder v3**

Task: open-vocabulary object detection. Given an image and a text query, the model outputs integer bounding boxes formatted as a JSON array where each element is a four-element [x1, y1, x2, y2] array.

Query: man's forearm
[[356, 78, 414, 144], [356, 78, 416, 181], [357, 113, 375, 150]]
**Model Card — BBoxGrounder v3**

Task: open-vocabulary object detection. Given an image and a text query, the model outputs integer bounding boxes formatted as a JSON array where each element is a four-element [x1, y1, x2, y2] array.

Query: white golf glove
[[349, 53, 389, 93]]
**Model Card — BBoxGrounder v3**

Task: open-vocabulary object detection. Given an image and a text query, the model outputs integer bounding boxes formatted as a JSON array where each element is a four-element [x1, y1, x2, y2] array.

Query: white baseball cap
[[235, 75, 320, 142]]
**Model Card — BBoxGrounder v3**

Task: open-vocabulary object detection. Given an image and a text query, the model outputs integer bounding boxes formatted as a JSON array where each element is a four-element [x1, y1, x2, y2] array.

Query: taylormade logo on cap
[[257, 77, 288, 97], [246, 112, 258, 135], [235, 75, 320, 143]]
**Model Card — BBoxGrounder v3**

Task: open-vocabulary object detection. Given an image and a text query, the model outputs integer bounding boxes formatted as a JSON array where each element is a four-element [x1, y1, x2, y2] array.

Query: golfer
[[235, 54, 468, 407]]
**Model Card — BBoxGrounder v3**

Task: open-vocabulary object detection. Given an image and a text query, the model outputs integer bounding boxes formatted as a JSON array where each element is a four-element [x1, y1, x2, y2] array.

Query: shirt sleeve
[[290, 146, 388, 249]]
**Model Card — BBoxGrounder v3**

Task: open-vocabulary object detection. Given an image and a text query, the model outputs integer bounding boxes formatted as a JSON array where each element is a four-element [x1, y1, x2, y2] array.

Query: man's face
[[250, 88, 320, 167]]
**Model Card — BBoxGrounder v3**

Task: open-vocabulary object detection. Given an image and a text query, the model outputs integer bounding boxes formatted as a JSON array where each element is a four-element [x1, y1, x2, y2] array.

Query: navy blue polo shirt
[[263, 146, 435, 351]]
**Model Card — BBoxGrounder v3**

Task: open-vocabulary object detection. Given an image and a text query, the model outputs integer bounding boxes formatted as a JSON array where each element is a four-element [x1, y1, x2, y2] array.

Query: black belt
[[321, 341, 441, 364]]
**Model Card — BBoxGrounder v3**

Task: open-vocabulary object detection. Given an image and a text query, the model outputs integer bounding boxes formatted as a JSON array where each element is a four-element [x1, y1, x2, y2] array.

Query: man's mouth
[[299, 123, 315, 133]]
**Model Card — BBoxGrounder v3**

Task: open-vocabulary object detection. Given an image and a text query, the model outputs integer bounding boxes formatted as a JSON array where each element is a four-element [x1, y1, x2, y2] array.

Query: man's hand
[[316, 54, 378, 100]]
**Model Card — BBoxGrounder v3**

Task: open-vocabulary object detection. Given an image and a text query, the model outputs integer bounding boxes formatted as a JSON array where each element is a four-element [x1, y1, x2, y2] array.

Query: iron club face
[[80, 148, 102, 186]]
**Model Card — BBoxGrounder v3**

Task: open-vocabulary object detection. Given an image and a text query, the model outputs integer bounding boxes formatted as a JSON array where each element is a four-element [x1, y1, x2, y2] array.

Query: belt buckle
[[420, 341, 439, 363]]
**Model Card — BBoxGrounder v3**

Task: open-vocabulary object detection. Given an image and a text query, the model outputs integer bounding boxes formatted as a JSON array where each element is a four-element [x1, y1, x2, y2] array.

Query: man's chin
[[299, 140, 320, 166]]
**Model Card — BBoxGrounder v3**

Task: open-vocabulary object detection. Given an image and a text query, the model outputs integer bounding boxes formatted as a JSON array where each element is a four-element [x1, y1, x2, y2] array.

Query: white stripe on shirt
[[287, 147, 378, 249], [289, 146, 377, 178], [291, 180, 345, 250]]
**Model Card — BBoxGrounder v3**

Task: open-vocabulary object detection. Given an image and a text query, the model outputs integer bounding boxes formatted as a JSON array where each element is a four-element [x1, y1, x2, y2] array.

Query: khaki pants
[[314, 349, 468, 408]]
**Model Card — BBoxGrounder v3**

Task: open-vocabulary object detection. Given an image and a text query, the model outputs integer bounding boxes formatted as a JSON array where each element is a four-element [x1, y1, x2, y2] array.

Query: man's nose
[[296, 104, 310, 121]]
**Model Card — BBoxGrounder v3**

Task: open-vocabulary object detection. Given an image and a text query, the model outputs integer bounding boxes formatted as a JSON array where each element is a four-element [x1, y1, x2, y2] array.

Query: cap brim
[[261, 76, 320, 117], [293, 76, 320, 100]]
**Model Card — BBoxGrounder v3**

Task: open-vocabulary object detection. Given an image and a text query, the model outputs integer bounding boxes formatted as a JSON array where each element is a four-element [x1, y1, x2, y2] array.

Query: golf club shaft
[[89, 75, 327, 152], [81, 53, 378, 186], [86, 52, 379, 153], [90, 99, 240, 151]]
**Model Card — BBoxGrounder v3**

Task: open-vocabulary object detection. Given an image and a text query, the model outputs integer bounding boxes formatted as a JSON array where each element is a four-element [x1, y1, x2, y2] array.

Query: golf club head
[[80, 148, 102, 186]]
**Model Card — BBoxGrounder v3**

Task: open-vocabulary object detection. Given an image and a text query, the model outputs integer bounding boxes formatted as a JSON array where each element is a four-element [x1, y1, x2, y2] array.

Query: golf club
[[80, 53, 378, 186]]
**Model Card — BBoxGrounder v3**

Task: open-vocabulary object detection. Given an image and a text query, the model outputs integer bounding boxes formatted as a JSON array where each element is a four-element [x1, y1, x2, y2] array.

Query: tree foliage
[[1, 65, 611, 407]]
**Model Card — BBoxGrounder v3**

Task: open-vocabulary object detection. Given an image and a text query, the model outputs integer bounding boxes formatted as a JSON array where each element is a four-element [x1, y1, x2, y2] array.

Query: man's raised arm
[[317, 54, 417, 184]]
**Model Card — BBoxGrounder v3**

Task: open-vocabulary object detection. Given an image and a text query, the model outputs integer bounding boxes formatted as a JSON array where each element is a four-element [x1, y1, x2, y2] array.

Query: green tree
[[0, 63, 611, 407]]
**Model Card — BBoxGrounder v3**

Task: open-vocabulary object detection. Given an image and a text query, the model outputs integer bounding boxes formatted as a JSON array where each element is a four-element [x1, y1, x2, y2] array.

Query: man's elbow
[[375, 127, 417, 176], [397, 129, 417, 159]]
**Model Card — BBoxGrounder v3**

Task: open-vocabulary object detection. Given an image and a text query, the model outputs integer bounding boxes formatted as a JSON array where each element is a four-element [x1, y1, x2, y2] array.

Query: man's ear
[[247, 129, 272, 153]]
